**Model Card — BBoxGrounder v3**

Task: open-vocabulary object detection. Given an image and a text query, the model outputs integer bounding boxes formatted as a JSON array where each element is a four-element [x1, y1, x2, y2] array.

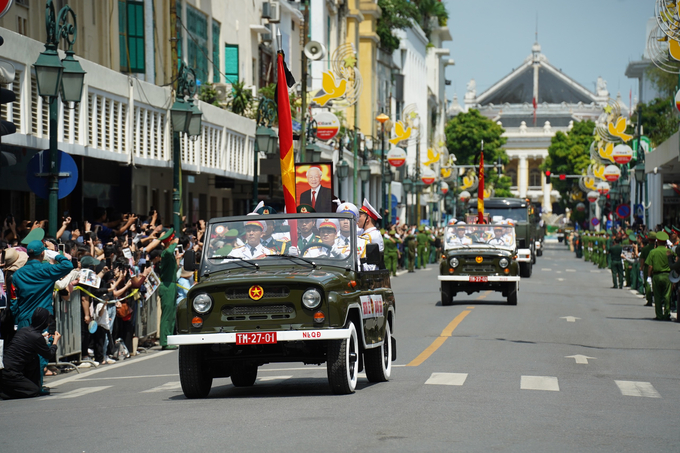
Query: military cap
[[647, 231, 656, 240], [21, 227, 45, 245], [664, 226, 672, 234], [244, 219, 266, 231], [625, 229, 633, 235], [628, 234, 636, 242], [225, 228, 239, 238], [297, 204, 316, 213], [418, 225, 424, 232], [673, 225, 680, 234], [360, 198, 382, 221], [159, 227, 175, 243], [256, 206, 277, 215], [656, 231, 669, 241], [316, 218, 340, 231]]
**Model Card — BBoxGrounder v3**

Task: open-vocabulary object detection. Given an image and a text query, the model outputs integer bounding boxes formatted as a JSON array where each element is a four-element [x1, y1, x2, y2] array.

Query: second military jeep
[[169, 212, 396, 398], [438, 223, 520, 305]]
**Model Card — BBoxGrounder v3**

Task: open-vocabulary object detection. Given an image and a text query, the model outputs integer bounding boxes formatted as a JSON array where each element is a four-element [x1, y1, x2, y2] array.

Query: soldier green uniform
[[606, 233, 613, 269], [158, 228, 178, 349], [384, 230, 401, 277], [647, 231, 672, 320], [416, 226, 429, 269], [640, 232, 656, 306], [609, 240, 624, 289], [583, 233, 591, 262], [406, 232, 417, 272]]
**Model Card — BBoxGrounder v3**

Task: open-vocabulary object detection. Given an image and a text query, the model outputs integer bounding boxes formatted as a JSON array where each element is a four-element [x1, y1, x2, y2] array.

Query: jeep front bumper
[[168, 328, 352, 345]]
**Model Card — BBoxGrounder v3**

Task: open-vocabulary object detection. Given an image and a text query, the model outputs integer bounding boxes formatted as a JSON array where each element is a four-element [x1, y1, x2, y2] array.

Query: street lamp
[[337, 158, 349, 199], [170, 62, 202, 232], [251, 97, 277, 208], [33, 0, 86, 237], [403, 177, 413, 225], [376, 113, 389, 217], [306, 142, 322, 162]]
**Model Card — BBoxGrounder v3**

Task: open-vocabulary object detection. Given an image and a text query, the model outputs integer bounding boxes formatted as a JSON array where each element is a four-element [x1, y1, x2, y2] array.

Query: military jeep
[[438, 223, 520, 305], [169, 213, 396, 398]]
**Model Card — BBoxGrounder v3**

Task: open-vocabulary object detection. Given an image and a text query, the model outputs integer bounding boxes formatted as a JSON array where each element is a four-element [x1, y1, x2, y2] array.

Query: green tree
[[414, 0, 448, 40], [198, 82, 222, 107], [444, 109, 510, 197], [541, 120, 595, 209], [377, 0, 420, 54], [229, 80, 253, 116], [635, 97, 677, 147]]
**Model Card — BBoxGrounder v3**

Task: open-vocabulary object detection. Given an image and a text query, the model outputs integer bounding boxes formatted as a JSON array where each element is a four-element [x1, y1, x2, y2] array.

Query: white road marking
[[557, 278, 565, 282], [142, 381, 182, 393], [80, 373, 179, 381], [615, 381, 661, 398], [425, 372, 468, 386], [556, 271, 563, 274], [47, 386, 112, 399], [565, 354, 596, 364], [396, 270, 408, 276], [590, 270, 601, 273], [541, 268, 552, 271], [421, 268, 432, 272], [521, 376, 559, 392], [566, 269, 576, 272], [560, 316, 581, 323], [257, 375, 293, 383]]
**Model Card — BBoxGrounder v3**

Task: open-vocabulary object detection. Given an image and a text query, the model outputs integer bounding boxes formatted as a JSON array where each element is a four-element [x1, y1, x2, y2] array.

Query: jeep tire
[[231, 363, 258, 387], [441, 282, 454, 306], [507, 282, 518, 305], [520, 261, 532, 278], [327, 321, 359, 395], [179, 345, 213, 399], [364, 321, 392, 383]]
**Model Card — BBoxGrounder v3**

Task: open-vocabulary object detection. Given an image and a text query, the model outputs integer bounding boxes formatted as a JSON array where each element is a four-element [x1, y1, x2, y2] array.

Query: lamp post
[[376, 113, 389, 218], [403, 177, 413, 225], [337, 158, 349, 200], [250, 97, 277, 208], [384, 165, 393, 223], [33, 0, 86, 237], [170, 62, 203, 232]]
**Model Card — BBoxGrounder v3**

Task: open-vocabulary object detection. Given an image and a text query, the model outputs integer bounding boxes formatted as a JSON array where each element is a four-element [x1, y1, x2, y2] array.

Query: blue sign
[[635, 203, 644, 218], [591, 218, 600, 227], [26, 150, 79, 200], [616, 204, 631, 219], [390, 194, 398, 223], [292, 119, 302, 135], [606, 220, 612, 231]]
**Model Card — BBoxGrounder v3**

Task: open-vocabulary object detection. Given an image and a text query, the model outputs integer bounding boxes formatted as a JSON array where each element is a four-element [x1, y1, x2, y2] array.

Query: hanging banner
[[387, 147, 406, 167], [611, 144, 633, 165]]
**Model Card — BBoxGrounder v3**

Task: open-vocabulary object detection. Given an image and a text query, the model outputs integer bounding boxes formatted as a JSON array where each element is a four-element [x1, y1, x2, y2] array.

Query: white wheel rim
[[383, 322, 392, 378], [346, 323, 358, 389]]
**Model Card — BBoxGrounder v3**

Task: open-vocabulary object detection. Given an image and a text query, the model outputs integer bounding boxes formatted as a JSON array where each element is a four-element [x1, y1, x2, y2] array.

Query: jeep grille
[[221, 304, 295, 321], [225, 286, 290, 300], [463, 264, 496, 273]]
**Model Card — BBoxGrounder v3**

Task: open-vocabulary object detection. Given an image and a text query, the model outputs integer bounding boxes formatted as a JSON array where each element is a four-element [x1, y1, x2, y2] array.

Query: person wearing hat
[[416, 225, 430, 269], [146, 228, 180, 349], [297, 204, 316, 214], [609, 237, 624, 289], [336, 202, 360, 247], [640, 231, 656, 307], [301, 219, 348, 259], [357, 199, 384, 271], [230, 220, 276, 259], [212, 228, 240, 257], [296, 213, 320, 251], [647, 231, 672, 320], [383, 228, 401, 277], [404, 226, 417, 273], [0, 308, 62, 399]]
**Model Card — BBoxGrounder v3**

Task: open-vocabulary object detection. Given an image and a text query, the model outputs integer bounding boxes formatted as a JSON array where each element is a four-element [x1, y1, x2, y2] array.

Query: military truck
[[169, 212, 396, 397], [468, 198, 538, 278]]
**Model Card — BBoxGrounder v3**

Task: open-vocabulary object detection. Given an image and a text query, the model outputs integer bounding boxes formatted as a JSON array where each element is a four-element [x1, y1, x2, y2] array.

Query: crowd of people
[[569, 224, 680, 321], [0, 208, 201, 399]]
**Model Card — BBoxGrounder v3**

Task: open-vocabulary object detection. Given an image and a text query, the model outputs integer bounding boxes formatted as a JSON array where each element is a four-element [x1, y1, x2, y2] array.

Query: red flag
[[276, 51, 297, 246], [478, 148, 484, 224], [532, 97, 537, 126]]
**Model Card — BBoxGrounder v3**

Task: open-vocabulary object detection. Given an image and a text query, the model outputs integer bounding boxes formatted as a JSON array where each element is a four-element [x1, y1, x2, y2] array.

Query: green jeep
[[169, 213, 396, 398], [439, 223, 520, 305]]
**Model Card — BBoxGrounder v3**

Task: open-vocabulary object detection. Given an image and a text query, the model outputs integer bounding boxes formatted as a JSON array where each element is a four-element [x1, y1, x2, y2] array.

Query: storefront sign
[[313, 112, 340, 141]]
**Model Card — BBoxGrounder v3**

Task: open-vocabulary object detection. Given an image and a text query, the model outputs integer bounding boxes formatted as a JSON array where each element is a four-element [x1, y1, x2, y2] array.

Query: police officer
[[647, 231, 672, 320]]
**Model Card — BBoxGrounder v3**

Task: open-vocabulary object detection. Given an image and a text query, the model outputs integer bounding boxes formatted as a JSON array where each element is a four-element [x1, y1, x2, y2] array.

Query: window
[[176, 0, 182, 61], [212, 21, 221, 83], [186, 4, 208, 84], [224, 44, 239, 84], [529, 169, 541, 187], [119, 0, 145, 73], [506, 169, 517, 186]]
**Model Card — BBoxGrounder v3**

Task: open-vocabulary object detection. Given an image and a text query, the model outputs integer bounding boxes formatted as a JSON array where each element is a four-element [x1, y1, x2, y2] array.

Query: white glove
[[647, 277, 652, 285], [288, 246, 299, 257], [44, 250, 59, 260]]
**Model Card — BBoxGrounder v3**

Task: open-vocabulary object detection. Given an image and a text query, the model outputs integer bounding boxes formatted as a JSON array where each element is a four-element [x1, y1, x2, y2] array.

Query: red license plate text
[[469, 276, 488, 282], [236, 332, 277, 345]]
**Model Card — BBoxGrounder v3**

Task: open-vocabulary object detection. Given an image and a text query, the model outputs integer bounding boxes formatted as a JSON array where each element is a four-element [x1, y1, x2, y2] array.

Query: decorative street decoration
[[421, 168, 436, 185], [576, 202, 586, 212], [459, 190, 471, 203], [587, 191, 600, 203], [676, 89, 680, 113], [312, 71, 347, 106], [423, 148, 440, 166], [611, 144, 633, 165], [440, 181, 449, 195], [461, 171, 478, 191], [389, 120, 411, 145], [313, 111, 340, 141], [597, 181, 610, 195], [387, 147, 406, 167], [603, 164, 621, 182]]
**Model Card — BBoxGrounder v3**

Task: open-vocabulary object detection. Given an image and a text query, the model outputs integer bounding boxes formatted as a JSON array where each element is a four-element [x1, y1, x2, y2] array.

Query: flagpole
[[478, 140, 484, 224]]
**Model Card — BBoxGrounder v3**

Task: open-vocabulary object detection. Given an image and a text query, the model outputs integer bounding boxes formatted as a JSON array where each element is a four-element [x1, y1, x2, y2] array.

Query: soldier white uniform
[[229, 243, 275, 259], [358, 199, 384, 270]]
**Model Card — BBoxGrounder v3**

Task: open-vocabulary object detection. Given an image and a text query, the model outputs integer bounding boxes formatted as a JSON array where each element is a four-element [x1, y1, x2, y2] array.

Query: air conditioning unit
[[245, 85, 258, 98], [262, 23, 272, 43], [268, 1, 281, 24], [262, 2, 271, 19], [213, 83, 232, 105]]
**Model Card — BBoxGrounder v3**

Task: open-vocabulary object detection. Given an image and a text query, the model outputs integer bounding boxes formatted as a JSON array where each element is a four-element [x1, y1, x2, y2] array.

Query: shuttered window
[[119, 0, 145, 73], [224, 44, 239, 84], [186, 4, 208, 84], [212, 21, 221, 83]]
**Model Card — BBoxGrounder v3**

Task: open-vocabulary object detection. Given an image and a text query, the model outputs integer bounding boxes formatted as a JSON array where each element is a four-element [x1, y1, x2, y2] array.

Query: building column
[[648, 173, 663, 227], [518, 155, 528, 198]]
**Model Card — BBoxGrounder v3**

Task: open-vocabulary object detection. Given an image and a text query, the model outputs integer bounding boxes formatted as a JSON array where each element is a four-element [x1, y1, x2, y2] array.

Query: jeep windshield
[[202, 213, 357, 273], [470, 207, 528, 222], [444, 224, 516, 251]]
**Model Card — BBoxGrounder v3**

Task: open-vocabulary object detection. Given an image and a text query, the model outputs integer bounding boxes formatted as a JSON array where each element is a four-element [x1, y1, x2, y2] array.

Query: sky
[[441, 0, 654, 105]]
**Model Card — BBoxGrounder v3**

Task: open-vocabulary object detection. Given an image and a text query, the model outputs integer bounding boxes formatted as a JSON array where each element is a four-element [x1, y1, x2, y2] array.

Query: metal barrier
[[52, 290, 82, 372], [135, 289, 160, 342]]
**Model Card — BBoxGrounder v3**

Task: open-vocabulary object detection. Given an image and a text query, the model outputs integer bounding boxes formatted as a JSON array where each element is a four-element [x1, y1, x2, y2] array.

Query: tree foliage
[[635, 96, 678, 148], [198, 82, 222, 107], [377, 0, 420, 53], [229, 80, 253, 116], [444, 109, 511, 197], [541, 120, 595, 208], [414, 0, 448, 40]]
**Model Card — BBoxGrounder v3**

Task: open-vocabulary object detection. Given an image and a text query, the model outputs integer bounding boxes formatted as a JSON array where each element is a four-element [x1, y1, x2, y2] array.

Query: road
[[2, 243, 679, 452]]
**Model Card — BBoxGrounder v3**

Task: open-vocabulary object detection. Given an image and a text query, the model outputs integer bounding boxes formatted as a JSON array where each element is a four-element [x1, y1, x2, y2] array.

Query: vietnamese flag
[[276, 50, 298, 246], [478, 147, 485, 224]]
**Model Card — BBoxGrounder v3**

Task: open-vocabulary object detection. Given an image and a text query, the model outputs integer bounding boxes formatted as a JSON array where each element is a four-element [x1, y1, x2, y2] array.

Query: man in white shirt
[[229, 220, 275, 259]]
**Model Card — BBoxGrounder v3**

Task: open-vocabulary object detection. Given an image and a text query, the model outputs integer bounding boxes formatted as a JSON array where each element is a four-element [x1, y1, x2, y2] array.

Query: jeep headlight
[[499, 258, 509, 269], [302, 288, 322, 309], [449, 257, 459, 268], [192, 293, 213, 314]]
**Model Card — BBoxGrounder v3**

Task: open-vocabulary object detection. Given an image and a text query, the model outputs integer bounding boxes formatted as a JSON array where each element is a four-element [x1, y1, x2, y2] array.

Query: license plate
[[469, 276, 488, 282], [236, 332, 277, 345]]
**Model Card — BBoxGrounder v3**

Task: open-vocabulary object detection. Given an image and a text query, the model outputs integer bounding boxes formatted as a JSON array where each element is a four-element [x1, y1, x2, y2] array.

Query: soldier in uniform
[[416, 225, 429, 269], [647, 231, 672, 320], [406, 228, 417, 273], [640, 231, 656, 306], [302, 219, 351, 259], [358, 198, 384, 251], [230, 220, 276, 259], [296, 204, 320, 252], [384, 228, 401, 277], [335, 201, 359, 247], [609, 237, 624, 289], [149, 228, 179, 350]]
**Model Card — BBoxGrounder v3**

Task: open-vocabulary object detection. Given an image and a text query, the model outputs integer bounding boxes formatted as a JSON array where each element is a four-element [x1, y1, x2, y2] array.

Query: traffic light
[[559, 174, 566, 181], [545, 171, 551, 184], [0, 35, 17, 144]]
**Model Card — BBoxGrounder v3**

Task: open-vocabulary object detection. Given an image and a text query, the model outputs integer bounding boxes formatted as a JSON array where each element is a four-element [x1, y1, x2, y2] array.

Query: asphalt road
[[2, 243, 679, 452]]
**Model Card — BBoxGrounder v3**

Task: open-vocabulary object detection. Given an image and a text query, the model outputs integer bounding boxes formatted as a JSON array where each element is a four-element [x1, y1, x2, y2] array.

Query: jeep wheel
[[537, 248, 543, 257], [364, 321, 392, 383], [520, 261, 532, 278], [441, 283, 454, 306], [507, 283, 518, 305], [179, 345, 213, 399], [231, 364, 258, 387], [327, 321, 359, 394]]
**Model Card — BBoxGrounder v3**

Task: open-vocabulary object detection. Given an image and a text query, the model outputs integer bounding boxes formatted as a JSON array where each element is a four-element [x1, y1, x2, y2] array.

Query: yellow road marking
[[407, 310, 471, 367], [476, 291, 491, 300], [466, 306, 475, 309]]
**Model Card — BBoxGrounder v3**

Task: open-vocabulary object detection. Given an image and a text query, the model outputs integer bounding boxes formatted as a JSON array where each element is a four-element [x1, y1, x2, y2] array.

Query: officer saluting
[[358, 198, 383, 251]]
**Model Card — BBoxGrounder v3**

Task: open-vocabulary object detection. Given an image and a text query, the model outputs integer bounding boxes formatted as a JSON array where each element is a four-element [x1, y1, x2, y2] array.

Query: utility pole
[[170, 1, 181, 232], [299, 0, 309, 162]]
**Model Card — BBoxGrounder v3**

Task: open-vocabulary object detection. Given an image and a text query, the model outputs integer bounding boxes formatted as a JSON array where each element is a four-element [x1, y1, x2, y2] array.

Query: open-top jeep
[[438, 223, 520, 305], [169, 212, 396, 397]]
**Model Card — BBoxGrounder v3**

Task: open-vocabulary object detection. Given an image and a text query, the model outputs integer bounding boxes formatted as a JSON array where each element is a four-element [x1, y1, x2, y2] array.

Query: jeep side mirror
[[365, 243, 381, 266], [183, 249, 199, 271]]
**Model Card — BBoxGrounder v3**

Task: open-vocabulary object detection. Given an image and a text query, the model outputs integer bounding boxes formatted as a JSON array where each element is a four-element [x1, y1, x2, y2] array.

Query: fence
[[135, 290, 160, 343]]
